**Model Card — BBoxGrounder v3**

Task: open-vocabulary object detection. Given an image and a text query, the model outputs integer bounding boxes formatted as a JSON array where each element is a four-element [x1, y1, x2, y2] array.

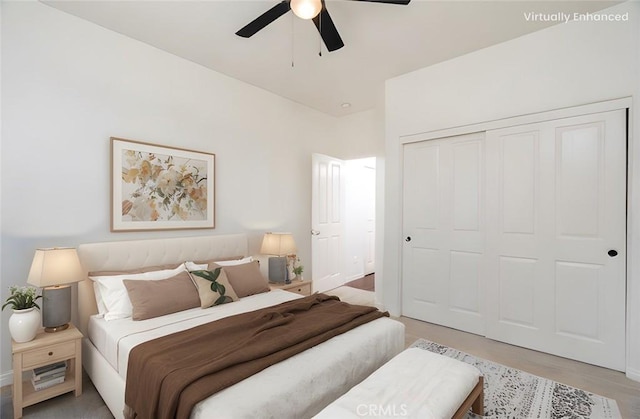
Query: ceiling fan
[[236, 0, 411, 52]]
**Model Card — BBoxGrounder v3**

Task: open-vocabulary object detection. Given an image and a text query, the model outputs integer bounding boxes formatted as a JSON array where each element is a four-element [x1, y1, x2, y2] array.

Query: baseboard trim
[[626, 367, 640, 383], [0, 370, 13, 389]]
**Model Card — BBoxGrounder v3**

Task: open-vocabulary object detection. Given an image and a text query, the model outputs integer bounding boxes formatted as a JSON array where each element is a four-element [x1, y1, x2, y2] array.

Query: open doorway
[[344, 157, 376, 291], [311, 154, 376, 293]]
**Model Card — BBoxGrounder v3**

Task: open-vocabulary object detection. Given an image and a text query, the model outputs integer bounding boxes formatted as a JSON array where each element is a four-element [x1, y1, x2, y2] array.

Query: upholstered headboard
[[76, 234, 248, 335]]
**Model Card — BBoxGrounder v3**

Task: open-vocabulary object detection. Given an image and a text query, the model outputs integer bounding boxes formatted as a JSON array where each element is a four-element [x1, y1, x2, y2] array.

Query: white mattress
[[87, 290, 406, 418]]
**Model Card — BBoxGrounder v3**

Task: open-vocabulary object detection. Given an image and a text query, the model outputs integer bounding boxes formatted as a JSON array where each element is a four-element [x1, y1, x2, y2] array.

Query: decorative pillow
[[123, 271, 200, 320], [189, 267, 239, 308], [89, 264, 188, 321], [209, 261, 269, 298]]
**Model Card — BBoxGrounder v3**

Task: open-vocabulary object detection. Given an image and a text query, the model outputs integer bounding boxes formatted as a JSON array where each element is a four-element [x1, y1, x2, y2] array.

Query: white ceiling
[[43, 0, 620, 116]]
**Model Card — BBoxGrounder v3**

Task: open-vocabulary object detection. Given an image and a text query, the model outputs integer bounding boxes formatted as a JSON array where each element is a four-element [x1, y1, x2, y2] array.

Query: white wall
[[321, 103, 384, 287], [384, 1, 640, 379], [0, 2, 377, 383], [335, 109, 383, 159], [337, 90, 387, 302]]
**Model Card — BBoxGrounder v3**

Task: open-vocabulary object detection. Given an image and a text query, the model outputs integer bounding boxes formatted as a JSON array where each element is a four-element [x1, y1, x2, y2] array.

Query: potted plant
[[2, 286, 42, 342], [293, 263, 304, 281]]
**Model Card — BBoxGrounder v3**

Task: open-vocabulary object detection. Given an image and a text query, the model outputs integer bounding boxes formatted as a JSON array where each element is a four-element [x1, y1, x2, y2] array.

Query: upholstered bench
[[314, 347, 484, 419]]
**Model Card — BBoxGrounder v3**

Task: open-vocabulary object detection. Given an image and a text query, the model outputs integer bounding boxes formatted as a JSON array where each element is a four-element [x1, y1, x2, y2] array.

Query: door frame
[[393, 97, 637, 378]]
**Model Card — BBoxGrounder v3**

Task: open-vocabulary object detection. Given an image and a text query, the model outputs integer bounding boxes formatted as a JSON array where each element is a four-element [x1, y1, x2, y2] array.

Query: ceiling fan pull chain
[[318, 10, 322, 57]]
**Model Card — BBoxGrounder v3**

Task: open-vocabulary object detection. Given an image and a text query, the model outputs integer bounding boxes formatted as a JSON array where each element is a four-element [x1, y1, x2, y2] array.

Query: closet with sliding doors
[[401, 107, 627, 371]]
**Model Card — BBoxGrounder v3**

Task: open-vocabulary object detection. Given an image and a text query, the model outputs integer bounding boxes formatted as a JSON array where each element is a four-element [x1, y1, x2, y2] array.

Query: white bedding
[[88, 289, 301, 376], [87, 289, 406, 418]]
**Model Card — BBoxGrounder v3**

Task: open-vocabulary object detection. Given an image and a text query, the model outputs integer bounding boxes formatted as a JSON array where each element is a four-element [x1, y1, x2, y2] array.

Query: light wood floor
[[399, 315, 640, 419]]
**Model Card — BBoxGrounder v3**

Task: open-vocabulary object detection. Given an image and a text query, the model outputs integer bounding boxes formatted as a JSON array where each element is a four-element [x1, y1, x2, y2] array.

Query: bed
[[77, 234, 405, 419]]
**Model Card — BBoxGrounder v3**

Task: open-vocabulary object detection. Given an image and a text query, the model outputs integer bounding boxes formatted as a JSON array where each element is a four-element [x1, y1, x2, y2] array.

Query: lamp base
[[45, 323, 69, 333], [268, 257, 289, 283], [42, 285, 72, 332]]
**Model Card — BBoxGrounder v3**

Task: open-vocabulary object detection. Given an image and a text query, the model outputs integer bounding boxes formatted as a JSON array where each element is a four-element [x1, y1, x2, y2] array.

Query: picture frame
[[111, 137, 215, 232]]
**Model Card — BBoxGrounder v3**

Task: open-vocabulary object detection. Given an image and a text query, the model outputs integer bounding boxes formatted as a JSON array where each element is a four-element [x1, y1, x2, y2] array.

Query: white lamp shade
[[290, 0, 322, 20], [261, 233, 297, 256], [27, 248, 84, 287]]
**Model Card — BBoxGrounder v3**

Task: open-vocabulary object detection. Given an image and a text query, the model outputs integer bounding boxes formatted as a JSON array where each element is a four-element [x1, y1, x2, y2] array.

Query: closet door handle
[[311, 230, 320, 236], [608, 249, 618, 257], [405, 236, 412, 242]]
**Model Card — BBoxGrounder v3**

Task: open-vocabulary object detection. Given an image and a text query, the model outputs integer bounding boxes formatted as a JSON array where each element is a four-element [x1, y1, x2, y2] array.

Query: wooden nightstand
[[270, 279, 313, 296], [11, 324, 83, 418]]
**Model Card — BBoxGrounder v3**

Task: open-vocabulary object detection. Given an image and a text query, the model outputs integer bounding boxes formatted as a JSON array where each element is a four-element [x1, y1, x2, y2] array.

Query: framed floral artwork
[[111, 137, 215, 231]]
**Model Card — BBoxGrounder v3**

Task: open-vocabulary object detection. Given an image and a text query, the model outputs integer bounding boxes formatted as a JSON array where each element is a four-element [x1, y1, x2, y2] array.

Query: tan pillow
[[209, 261, 270, 298], [123, 271, 200, 320], [189, 268, 239, 308]]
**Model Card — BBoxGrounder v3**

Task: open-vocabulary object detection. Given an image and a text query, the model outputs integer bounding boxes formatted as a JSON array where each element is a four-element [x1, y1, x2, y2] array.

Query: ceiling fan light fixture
[[290, 0, 322, 20]]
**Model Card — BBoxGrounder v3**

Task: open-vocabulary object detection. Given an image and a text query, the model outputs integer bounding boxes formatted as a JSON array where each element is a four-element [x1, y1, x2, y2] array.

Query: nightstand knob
[[48, 351, 53, 356]]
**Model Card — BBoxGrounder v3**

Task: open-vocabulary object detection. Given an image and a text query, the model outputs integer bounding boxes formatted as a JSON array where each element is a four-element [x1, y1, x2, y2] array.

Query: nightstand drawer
[[22, 341, 76, 369], [289, 284, 311, 296], [270, 279, 313, 296]]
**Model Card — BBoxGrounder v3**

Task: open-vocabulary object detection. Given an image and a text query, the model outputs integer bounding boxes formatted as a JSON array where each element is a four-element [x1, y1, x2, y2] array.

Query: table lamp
[[27, 248, 83, 332], [261, 232, 297, 284]]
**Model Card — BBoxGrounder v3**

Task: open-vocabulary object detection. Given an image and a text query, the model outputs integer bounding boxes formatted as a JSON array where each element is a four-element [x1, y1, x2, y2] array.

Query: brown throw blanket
[[124, 293, 389, 419]]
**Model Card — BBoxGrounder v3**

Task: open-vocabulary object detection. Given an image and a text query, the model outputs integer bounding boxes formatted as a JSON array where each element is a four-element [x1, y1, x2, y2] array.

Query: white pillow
[[185, 256, 253, 272], [184, 261, 208, 271], [89, 264, 188, 321], [215, 256, 253, 266], [93, 282, 108, 318]]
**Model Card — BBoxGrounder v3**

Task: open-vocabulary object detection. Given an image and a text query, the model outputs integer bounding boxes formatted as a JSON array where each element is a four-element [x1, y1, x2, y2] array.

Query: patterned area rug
[[410, 339, 621, 419]]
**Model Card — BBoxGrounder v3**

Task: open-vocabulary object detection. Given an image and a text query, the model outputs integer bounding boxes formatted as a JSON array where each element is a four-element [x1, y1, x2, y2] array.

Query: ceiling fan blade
[[236, 1, 291, 38], [312, 7, 344, 52], [351, 0, 410, 4]]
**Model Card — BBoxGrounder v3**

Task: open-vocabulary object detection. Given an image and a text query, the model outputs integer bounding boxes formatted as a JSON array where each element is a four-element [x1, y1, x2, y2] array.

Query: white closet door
[[485, 110, 626, 371], [402, 133, 485, 335]]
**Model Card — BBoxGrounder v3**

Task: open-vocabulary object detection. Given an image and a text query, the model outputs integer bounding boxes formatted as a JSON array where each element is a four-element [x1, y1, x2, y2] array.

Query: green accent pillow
[[189, 268, 239, 308]]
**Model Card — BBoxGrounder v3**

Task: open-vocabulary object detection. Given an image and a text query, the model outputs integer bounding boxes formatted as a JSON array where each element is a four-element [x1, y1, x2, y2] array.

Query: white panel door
[[312, 154, 346, 293], [402, 133, 485, 335], [485, 110, 626, 371]]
